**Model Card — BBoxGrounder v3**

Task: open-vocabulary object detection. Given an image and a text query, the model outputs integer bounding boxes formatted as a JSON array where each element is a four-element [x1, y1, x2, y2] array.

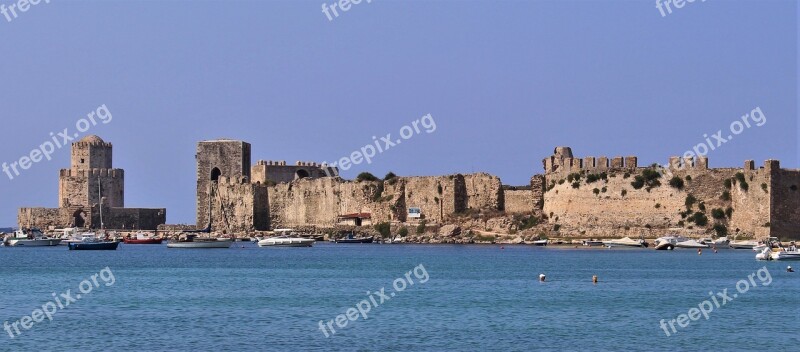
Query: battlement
[[256, 160, 327, 168], [60, 168, 124, 178], [543, 147, 638, 175]]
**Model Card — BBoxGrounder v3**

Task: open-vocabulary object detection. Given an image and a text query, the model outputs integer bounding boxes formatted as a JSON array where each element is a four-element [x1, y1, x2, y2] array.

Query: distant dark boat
[[68, 241, 120, 250], [335, 234, 374, 244]]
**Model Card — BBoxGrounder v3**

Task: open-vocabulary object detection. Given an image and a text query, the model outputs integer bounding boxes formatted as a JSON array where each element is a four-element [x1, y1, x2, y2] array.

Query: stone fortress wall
[[193, 140, 800, 240], [18, 135, 166, 230]]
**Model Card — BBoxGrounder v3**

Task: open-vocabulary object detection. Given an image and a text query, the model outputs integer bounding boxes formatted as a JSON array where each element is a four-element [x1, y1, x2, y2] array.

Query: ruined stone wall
[[252, 160, 337, 184], [769, 165, 800, 240], [196, 140, 251, 228], [403, 175, 465, 222], [58, 168, 124, 208], [463, 173, 503, 211], [503, 190, 534, 213], [17, 208, 71, 230], [203, 176, 268, 232], [102, 208, 166, 230]]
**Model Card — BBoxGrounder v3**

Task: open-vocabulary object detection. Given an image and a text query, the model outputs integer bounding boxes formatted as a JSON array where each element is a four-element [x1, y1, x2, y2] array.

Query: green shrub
[[558, 179, 565, 185], [713, 224, 728, 237], [621, 189, 627, 197], [724, 179, 732, 189], [631, 176, 645, 190], [623, 172, 631, 179], [721, 191, 731, 201], [655, 203, 661, 209], [571, 182, 580, 189], [725, 207, 733, 219], [685, 175, 692, 181], [698, 202, 706, 212], [669, 176, 685, 189], [601, 186, 607, 193], [711, 208, 725, 219], [357, 172, 379, 182], [593, 188, 600, 195], [735, 172, 746, 184], [384, 172, 397, 181], [416, 220, 427, 234], [552, 224, 561, 231], [692, 212, 708, 226], [740, 181, 749, 191], [398, 227, 408, 237], [374, 222, 391, 238], [685, 194, 697, 209], [586, 174, 600, 183], [761, 183, 768, 192]]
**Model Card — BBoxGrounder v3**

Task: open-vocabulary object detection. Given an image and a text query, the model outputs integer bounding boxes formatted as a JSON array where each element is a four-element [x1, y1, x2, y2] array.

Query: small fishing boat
[[167, 234, 233, 249], [67, 233, 119, 250], [532, 239, 548, 246], [123, 232, 163, 244], [335, 233, 374, 244], [653, 236, 689, 250], [5, 228, 62, 247], [675, 239, 708, 249], [258, 237, 315, 247], [603, 237, 647, 248], [582, 240, 604, 246], [730, 240, 758, 249]]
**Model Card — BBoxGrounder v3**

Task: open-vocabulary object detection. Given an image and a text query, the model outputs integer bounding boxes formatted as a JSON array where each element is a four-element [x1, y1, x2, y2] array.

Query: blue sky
[[0, 0, 796, 226]]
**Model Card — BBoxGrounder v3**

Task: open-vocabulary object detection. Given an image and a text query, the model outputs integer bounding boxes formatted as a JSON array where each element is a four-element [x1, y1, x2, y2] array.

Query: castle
[[18, 135, 166, 230], [194, 139, 800, 240]]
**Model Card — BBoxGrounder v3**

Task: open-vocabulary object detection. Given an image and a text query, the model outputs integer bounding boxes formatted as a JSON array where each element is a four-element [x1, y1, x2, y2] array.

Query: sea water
[[0, 243, 797, 351]]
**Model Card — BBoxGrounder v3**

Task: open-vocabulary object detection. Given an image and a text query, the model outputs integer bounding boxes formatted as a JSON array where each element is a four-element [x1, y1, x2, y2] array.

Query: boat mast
[[98, 177, 104, 230]]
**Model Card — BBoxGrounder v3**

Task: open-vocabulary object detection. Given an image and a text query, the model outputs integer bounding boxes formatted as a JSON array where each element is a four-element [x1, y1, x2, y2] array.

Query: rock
[[439, 225, 462, 237]]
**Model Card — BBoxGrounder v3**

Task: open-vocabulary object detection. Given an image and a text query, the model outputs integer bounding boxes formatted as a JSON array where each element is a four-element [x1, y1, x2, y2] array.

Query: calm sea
[[1, 243, 797, 351]]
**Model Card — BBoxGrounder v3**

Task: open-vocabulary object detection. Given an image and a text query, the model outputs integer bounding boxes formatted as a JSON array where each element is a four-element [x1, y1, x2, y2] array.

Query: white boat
[[603, 237, 647, 248], [756, 246, 800, 261], [653, 236, 689, 250], [675, 239, 709, 249], [4, 228, 62, 247], [582, 240, 604, 246], [730, 240, 758, 249], [257, 229, 314, 247], [532, 239, 548, 246], [167, 234, 232, 249], [258, 237, 315, 247]]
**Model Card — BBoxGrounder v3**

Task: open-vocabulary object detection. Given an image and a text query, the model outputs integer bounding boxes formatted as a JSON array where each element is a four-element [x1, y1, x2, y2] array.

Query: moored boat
[[675, 239, 708, 249], [653, 236, 689, 250], [582, 240, 604, 246], [67, 233, 119, 250], [532, 239, 548, 246], [167, 234, 233, 249], [730, 240, 758, 249], [335, 233, 374, 244], [5, 228, 62, 247], [603, 237, 647, 248], [258, 237, 315, 247], [123, 232, 163, 244]]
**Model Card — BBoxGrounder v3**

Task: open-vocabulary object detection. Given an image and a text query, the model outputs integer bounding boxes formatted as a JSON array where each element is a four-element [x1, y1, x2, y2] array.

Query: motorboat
[[532, 239, 548, 246], [653, 236, 689, 250], [167, 234, 233, 249], [756, 245, 800, 261], [335, 233, 374, 244], [57, 227, 91, 246], [582, 240, 604, 247], [675, 239, 709, 249], [4, 228, 62, 247], [123, 232, 163, 244], [602, 237, 647, 248], [730, 240, 758, 249], [701, 237, 729, 247], [258, 236, 315, 247], [67, 233, 119, 250]]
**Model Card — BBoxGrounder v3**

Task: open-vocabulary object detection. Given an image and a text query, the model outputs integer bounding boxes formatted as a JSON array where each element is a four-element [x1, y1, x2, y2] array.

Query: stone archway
[[296, 169, 310, 179], [211, 167, 221, 182], [72, 209, 86, 228]]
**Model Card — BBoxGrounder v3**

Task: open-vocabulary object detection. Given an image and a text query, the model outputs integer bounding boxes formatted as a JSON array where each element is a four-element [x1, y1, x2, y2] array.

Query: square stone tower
[[196, 139, 252, 229], [58, 135, 124, 209]]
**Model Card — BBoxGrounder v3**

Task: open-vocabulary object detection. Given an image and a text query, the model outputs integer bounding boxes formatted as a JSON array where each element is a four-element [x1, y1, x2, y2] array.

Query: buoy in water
[[788, 266, 795, 273], [592, 275, 598, 284], [698, 248, 702, 255], [539, 274, 546, 282]]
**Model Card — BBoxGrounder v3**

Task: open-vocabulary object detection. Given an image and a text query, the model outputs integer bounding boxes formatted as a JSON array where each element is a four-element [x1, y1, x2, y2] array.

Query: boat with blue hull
[[68, 241, 120, 251]]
